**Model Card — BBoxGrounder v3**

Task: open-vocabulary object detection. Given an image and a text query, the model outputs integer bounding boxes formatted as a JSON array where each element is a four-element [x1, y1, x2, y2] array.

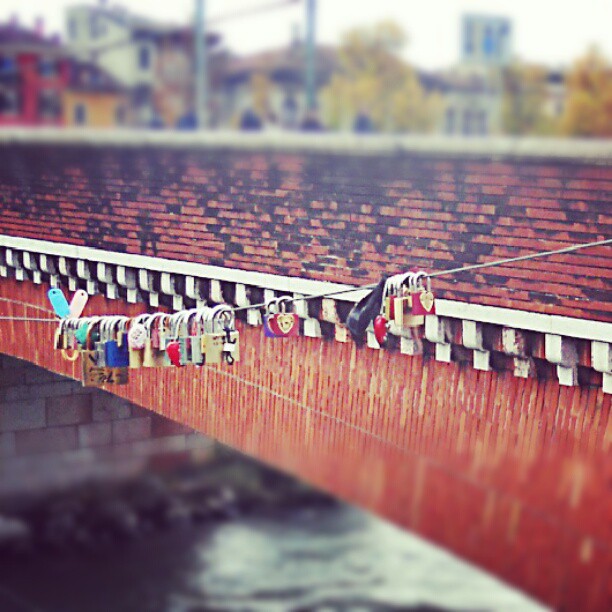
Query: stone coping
[[0, 128, 611, 163]]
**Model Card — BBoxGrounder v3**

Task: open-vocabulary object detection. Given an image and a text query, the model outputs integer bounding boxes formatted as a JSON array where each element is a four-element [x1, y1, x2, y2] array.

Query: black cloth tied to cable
[[344, 277, 388, 346]]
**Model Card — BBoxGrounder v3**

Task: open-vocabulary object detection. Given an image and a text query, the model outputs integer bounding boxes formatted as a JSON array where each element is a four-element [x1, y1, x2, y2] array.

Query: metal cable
[[0, 237, 609, 323], [233, 237, 612, 312]]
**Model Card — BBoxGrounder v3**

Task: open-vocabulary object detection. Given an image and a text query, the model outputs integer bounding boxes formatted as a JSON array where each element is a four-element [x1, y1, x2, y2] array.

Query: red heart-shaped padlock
[[166, 341, 182, 367], [373, 315, 388, 346]]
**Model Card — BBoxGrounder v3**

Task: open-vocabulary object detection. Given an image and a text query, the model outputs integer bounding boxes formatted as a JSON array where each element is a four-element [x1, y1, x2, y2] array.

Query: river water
[[0, 503, 547, 612]]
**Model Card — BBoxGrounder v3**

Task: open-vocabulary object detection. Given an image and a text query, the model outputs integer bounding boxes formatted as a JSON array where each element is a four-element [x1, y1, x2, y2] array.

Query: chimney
[[34, 16, 45, 36]]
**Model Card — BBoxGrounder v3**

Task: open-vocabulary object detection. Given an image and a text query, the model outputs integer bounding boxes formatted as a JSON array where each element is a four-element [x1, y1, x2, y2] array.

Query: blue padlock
[[105, 333, 130, 368]]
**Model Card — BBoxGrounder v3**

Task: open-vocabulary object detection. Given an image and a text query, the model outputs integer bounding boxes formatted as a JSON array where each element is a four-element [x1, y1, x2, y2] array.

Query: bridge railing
[[1, 234, 610, 394]]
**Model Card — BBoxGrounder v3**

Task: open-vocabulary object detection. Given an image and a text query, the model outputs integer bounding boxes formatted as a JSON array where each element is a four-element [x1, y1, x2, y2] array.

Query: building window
[[38, 58, 58, 78], [462, 109, 473, 135], [139, 46, 150, 70], [464, 22, 474, 56], [0, 56, 16, 73], [445, 107, 455, 134], [38, 90, 62, 119], [68, 18, 77, 40], [478, 110, 487, 134], [90, 15, 98, 39], [281, 94, 298, 128], [0, 89, 19, 115], [74, 103, 87, 125], [115, 105, 126, 125], [483, 26, 495, 57]]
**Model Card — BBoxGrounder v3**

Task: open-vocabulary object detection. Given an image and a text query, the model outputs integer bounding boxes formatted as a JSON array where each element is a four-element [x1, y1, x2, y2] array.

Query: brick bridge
[[0, 131, 610, 610]]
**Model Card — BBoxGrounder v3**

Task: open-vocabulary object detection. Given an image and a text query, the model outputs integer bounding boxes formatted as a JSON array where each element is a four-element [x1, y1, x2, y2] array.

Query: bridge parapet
[[1, 235, 610, 394], [0, 131, 610, 609]]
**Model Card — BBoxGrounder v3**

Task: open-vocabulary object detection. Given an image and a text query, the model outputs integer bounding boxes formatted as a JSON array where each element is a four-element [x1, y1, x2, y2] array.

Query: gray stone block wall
[[0, 354, 214, 501]]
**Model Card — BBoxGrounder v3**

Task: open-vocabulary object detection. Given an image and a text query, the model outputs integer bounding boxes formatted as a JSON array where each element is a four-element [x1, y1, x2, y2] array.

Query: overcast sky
[[2, 0, 610, 69]]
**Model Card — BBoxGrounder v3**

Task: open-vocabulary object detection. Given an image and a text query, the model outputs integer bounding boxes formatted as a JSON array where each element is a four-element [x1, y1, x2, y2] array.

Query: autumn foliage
[[321, 22, 441, 133], [560, 48, 612, 137]]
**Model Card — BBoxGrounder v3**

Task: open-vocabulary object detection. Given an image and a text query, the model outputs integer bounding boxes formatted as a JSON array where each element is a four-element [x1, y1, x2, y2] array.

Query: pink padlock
[[411, 272, 436, 316]]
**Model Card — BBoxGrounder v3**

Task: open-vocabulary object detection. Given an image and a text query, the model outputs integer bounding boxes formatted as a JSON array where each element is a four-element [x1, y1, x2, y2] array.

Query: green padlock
[[75, 322, 89, 347]]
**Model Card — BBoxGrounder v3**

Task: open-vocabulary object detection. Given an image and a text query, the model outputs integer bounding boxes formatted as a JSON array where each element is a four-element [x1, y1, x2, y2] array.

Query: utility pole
[[194, 0, 209, 128], [305, 0, 316, 112]]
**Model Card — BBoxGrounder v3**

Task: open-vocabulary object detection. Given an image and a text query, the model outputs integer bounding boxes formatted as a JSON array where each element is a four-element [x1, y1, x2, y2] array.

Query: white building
[[65, 2, 216, 126]]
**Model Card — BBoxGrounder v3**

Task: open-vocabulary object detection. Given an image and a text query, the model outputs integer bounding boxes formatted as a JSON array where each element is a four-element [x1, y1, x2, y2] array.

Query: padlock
[[178, 310, 197, 366], [388, 272, 422, 329], [264, 297, 299, 338], [57, 319, 80, 362], [393, 289, 413, 329], [64, 319, 78, 350], [221, 327, 240, 364], [411, 272, 436, 316], [94, 319, 109, 367], [127, 315, 148, 369], [81, 319, 113, 387], [189, 308, 210, 366], [164, 311, 192, 367], [54, 319, 67, 350], [157, 314, 171, 350], [203, 305, 240, 364], [143, 313, 170, 367], [202, 305, 229, 364], [375, 275, 406, 344], [75, 321, 89, 348], [382, 274, 405, 321], [373, 315, 389, 345], [105, 317, 130, 368], [263, 298, 280, 338]]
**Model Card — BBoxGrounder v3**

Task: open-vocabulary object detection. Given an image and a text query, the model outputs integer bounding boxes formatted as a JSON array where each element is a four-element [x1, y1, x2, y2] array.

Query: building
[[64, 60, 127, 127], [0, 20, 70, 126], [428, 71, 504, 136], [65, 2, 219, 127], [426, 14, 514, 136], [217, 42, 338, 128], [461, 14, 512, 67]]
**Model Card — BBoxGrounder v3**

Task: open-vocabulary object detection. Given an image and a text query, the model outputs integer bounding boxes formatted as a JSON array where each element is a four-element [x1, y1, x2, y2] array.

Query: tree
[[250, 72, 272, 119], [501, 63, 553, 135], [560, 47, 612, 137], [321, 22, 441, 133]]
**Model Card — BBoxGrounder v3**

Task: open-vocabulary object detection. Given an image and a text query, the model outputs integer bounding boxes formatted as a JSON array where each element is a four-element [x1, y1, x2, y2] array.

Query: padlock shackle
[[195, 306, 211, 322], [109, 316, 129, 336], [167, 311, 183, 337], [145, 312, 170, 334], [207, 304, 234, 322], [411, 271, 428, 290], [265, 298, 281, 315], [84, 317, 103, 350], [276, 296, 293, 313], [131, 313, 150, 328]]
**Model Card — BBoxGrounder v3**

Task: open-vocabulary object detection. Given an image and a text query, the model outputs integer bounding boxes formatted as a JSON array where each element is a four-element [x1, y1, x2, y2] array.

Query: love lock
[[373, 314, 389, 346], [264, 297, 299, 338], [166, 340, 182, 367], [410, 271, 436, 316]]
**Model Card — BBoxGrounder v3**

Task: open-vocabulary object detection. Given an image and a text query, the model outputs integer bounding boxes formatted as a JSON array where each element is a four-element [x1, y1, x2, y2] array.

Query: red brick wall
[[0, 142, 610, 320], [0, 278, 609, 610]]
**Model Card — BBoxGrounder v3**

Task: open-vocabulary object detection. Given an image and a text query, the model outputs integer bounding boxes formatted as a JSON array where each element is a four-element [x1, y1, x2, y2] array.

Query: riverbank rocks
[[0, 451, 337, 556]]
